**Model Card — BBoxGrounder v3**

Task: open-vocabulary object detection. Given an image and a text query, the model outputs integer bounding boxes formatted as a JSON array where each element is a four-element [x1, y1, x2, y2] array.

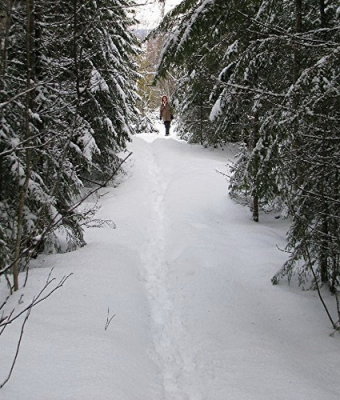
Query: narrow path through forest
[[121, 133, 340, 400], [2, 132, 340, 400]]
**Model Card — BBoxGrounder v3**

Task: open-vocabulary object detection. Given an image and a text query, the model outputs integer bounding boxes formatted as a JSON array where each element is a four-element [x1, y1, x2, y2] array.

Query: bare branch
[[304, 248, 338, 331], [0, 307, 31, 389], [0, 152, 132, 278], [104, 307, 116, 331], [214, 77, 285, 99], [0, 270, 72, 388], [215, 168, 231, 179], [0, 270, 72, 328]]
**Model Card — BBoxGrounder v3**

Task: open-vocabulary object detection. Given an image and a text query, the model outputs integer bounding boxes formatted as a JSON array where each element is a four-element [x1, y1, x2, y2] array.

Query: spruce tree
[[0, 0, 140, 289], [154, 0, 340, 319]]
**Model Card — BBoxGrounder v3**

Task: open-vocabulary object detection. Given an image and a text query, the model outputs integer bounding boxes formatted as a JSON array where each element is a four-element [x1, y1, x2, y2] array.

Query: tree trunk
[[73, 0, 80, 103], [12, 0, 35, 291], [253, 194, 259, 222], [295, 0, 302, 33], [0, 1, 13, 196], [293, 0, 303, 188], [200, 91, 203, 145], [319, 0, 326, 28], [252, 113, 259, 222], [318, 109, 330, 284], [293, 0, 302, 82], [319, 219, 329, 283], [0, 0, 13, 85]]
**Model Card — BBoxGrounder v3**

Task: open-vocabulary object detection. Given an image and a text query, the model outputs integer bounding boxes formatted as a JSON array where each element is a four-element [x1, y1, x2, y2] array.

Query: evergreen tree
[[272, 10, 340, 292], [151, 0, 251, 145], [0, 0, 140, 290], [71, 0, 140, 177], [153, 0, 340, 319]]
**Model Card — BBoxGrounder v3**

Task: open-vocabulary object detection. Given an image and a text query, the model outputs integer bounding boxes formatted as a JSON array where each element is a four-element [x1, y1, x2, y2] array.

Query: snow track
[[140, 143, 200, 400], [132, 134, 340, 400], [2, 132, 340, 400]]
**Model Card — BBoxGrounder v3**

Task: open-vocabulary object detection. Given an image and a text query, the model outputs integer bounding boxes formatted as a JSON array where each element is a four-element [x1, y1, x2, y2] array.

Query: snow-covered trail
[[1, 132, 340, 400], [127, 134, 339, 400]]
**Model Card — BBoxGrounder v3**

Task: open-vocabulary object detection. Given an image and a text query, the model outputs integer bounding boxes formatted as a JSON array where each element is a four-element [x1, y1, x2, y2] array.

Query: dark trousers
[[164, 121, 171, 136]]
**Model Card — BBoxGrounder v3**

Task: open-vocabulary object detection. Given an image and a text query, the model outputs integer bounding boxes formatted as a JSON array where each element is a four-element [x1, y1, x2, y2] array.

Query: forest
[[0, 0, 139, 289], [146, 0, 340, 324], [0, 0, 339, 394]]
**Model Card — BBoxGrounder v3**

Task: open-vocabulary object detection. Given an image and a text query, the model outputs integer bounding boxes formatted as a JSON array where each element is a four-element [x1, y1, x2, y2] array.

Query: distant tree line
[[0, 0, 139, 291], [152, 0, 340, 328]]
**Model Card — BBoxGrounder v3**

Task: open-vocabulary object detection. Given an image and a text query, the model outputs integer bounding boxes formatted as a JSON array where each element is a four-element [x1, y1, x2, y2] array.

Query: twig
[[335, 288, 340, 329], [83, 219, 116, 229], [305, 248, 337, 331], [5, 273, 13, 294], [214, 78, 285, 98], [104, 307, 116, 331], [0, 269, 72, 388], [0, 310, 14, 335], [215, 168, 231, 179], [79, 176, 103, 187], [0, 270, 72, 328], [0, 152, 132, 278], [0, 307, 31, 389], [0, 295, 11, 312]]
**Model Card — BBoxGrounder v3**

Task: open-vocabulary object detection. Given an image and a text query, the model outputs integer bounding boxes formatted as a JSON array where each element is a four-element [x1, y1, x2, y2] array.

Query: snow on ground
[[1, 126, 340, 399]]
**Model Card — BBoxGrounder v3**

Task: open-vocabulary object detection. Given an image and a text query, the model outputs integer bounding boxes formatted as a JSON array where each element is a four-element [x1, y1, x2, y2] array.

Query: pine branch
[[0, 152, 133, 278]]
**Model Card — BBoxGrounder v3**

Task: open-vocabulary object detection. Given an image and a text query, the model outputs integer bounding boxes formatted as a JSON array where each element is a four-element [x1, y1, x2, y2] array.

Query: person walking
[[159, 95, 174, 136]]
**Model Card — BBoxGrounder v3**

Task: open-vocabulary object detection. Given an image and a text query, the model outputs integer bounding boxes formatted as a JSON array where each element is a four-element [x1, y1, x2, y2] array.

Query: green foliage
[[154, 0, 340, 296], [0, 0, 139, 281]]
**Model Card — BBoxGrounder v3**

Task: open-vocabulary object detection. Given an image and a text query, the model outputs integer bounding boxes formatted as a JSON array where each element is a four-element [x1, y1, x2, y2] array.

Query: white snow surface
[[134, 0, 182, 29], [1, 125, 340, 399]]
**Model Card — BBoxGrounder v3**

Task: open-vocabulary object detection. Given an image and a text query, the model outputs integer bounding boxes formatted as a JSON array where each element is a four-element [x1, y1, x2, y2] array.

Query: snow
[[134, 0, 183, 29], [1, 125, 340, 399], [177, 0, 214, 51], [77, 129, 99, 163], [90, 67, 109, 93], [210, 95, 223, 121]]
